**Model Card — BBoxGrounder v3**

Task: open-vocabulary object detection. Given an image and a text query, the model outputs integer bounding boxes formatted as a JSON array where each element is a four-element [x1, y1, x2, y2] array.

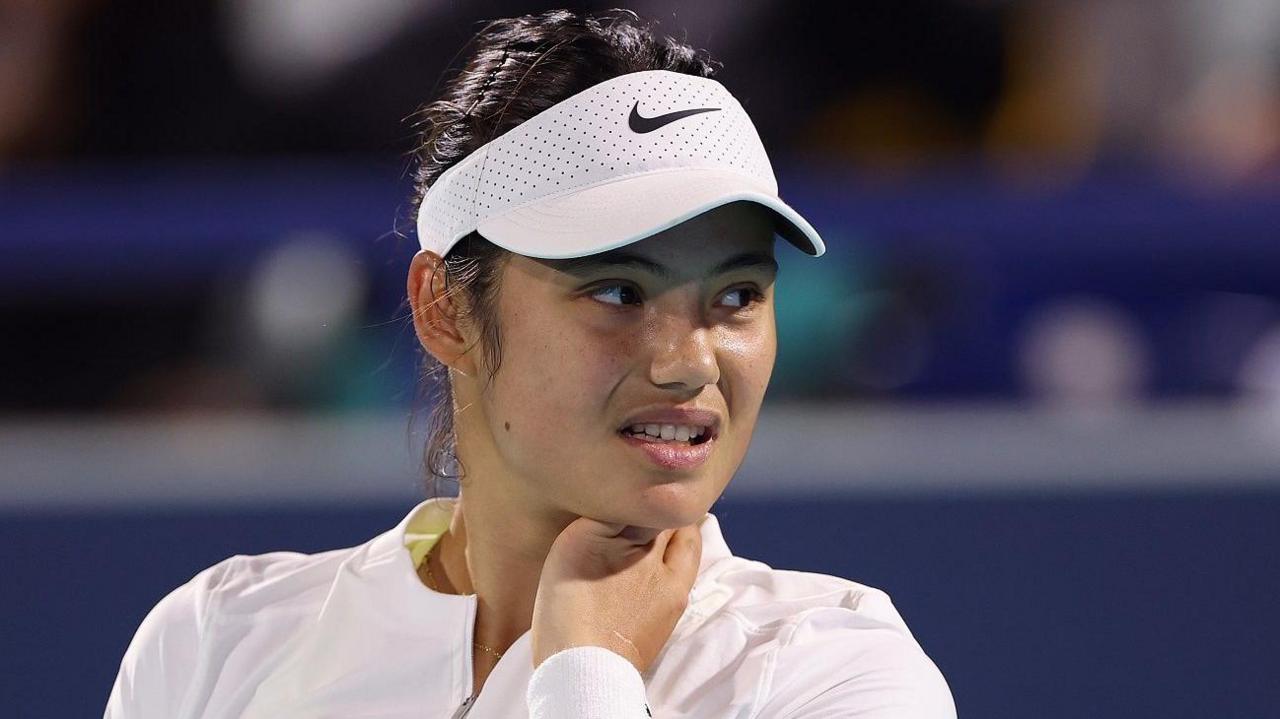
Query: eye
[[589, 283, 643, 306], [719, 286, 765, 310], [587, 283, 764, 311]]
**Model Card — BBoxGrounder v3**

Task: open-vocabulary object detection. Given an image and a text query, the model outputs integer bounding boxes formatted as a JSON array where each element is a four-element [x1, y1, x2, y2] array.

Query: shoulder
[[200, 546, 357, 616], [104, 546, 360, 718], [691, 556, 920, 644], [153, 546, 358, 624], [105, 556, 233, 717], [671, 558, 955, 718], [758, 587, 956, 719]]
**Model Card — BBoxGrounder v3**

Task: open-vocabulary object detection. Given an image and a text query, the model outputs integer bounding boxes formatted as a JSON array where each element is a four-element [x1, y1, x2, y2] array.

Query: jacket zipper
[[450, 595, 479, 719], [450, 693, 476, 719]]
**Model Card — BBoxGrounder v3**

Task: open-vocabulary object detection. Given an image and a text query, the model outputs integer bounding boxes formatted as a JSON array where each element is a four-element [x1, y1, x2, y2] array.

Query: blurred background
[[2, 0, 1279, 716]]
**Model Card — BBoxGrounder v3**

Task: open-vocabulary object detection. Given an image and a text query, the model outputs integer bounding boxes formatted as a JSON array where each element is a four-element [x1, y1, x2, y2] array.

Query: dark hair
[[407, 8, 721, 497]]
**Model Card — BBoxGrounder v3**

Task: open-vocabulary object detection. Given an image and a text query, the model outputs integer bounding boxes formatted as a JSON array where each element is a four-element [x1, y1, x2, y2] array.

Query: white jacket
[[106, 497, 956, 718]]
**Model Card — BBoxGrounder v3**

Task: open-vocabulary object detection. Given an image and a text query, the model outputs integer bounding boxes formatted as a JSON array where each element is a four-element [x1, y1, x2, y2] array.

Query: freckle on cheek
[[504, 421, 510, 431]]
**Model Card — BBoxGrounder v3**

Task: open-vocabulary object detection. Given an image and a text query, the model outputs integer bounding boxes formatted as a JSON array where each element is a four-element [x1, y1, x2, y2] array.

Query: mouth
[[617, 423, 715, 446], [616, 422, 717, 470]]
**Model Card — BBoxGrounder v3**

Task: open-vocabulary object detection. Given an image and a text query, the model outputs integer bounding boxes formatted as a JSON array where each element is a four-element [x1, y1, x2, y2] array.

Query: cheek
[[487, 312, 632, 463], [721, 320, 777, 400], [714, 321, 776, 465]]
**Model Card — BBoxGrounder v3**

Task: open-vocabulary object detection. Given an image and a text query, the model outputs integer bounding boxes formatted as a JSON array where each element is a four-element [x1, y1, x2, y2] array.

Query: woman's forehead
[[514, 234, 773, 287], [534, 204, 777, 276], [545, 241, 777, 281]]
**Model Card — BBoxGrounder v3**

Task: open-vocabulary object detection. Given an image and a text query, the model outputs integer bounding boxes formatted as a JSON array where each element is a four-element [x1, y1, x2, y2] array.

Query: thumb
[[566, 516, 665, 547], [662, 523, 703, 586], [565, 515, 628, 540]]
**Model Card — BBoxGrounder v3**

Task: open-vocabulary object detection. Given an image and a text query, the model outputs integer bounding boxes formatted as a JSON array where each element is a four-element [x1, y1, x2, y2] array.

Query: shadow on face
[[527, 200, 780, 285]]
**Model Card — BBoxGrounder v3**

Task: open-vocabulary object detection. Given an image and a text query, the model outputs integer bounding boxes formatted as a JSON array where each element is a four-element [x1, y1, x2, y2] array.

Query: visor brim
[[472, 168, 825, 259]]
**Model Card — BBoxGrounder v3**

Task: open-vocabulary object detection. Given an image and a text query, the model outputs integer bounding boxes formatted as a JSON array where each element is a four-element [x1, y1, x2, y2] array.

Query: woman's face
[[450, 201, 779, 529]]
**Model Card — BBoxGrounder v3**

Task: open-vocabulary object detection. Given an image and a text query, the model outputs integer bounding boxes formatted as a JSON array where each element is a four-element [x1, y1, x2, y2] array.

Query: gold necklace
[[422, 542, 504, 661]]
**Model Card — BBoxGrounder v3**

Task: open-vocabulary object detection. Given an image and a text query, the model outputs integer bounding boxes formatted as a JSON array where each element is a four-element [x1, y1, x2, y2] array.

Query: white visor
[[416, 69, 824, 260]]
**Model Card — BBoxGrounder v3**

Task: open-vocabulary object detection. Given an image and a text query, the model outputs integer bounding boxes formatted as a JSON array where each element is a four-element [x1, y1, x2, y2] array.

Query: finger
[[566, 515, 629, 541], [649, 526, 677, 550], [617, 524, 664, 546], [564, 517, 663, 558], [662, 524, 703, 584]]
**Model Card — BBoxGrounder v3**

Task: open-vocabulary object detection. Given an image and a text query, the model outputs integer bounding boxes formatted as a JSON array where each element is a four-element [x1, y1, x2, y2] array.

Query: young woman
[[107, 9, 955, 718]]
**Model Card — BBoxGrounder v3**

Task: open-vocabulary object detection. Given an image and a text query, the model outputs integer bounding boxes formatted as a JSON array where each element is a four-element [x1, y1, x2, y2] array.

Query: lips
[[614, 406, 723, 470], [616, 407, 722, 440], [620, 423, 712, 445], [617, 429, 715, 470]]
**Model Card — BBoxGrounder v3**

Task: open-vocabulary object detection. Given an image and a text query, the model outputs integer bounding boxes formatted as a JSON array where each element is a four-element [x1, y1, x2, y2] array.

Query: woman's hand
[[531, 517, 703, 674]]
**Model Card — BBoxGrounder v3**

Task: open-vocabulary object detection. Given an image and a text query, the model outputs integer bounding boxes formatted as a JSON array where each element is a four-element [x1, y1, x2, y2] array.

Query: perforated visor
[[473, 167, 825, 260]]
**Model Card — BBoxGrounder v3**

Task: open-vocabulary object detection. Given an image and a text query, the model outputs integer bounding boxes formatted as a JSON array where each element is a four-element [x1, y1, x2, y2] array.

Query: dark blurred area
[[3, 2, 1280, 718], [4, 0, 1005, 159], [4, 0, 1276, 413]]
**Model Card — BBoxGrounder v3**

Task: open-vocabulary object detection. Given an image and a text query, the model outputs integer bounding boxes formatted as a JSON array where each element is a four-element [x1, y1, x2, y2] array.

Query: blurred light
[[1236, 322, 1280, 438], [1018, 296, 1150, 409], [225, 0, 436, 94], [1238, 323, 1280, 402], [1159, 61, 1280, 187], [246, 232, 366, 363]]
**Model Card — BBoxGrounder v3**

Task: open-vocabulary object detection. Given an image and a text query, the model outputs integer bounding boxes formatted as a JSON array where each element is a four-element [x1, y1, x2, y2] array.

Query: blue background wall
[[6, 490, 1277, 717]]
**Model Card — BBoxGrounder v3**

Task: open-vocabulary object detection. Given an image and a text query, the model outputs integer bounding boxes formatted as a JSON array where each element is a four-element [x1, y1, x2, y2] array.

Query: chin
[[630, 481, 716, 528]]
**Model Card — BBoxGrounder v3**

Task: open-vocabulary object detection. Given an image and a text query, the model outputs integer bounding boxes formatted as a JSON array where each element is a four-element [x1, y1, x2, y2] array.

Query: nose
[[648, 321, 720, 391]]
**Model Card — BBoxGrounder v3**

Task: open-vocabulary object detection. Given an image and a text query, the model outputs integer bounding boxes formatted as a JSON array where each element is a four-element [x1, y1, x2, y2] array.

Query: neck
[[437, 379, 582, 654], [435, 485, 575, 654]]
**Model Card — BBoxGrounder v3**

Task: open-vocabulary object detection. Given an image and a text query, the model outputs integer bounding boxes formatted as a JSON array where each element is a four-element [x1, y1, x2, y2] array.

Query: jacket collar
[[296, 497, 735, 710], [365, 496, 734, 595]]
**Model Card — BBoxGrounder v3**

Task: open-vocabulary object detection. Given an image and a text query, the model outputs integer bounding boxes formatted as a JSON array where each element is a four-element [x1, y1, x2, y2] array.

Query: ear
[[407, 250, 479, 377]]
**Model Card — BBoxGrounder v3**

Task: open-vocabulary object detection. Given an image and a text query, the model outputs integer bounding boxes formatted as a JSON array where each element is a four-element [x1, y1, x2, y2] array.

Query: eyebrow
[[555, 251, 778, 280]]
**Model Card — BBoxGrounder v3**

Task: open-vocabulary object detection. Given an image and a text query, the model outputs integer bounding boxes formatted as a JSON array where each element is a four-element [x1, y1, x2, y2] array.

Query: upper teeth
[[628, 423, 707, 441]]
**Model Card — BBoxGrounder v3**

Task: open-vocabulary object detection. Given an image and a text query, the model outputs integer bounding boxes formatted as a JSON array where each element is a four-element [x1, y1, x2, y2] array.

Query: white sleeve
[[526, 646, 654, 718], [104, 561, 230, 719]]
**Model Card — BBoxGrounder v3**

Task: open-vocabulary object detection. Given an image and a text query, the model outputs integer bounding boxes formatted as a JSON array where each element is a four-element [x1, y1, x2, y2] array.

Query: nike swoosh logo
[[628, 102, 721, 133]]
